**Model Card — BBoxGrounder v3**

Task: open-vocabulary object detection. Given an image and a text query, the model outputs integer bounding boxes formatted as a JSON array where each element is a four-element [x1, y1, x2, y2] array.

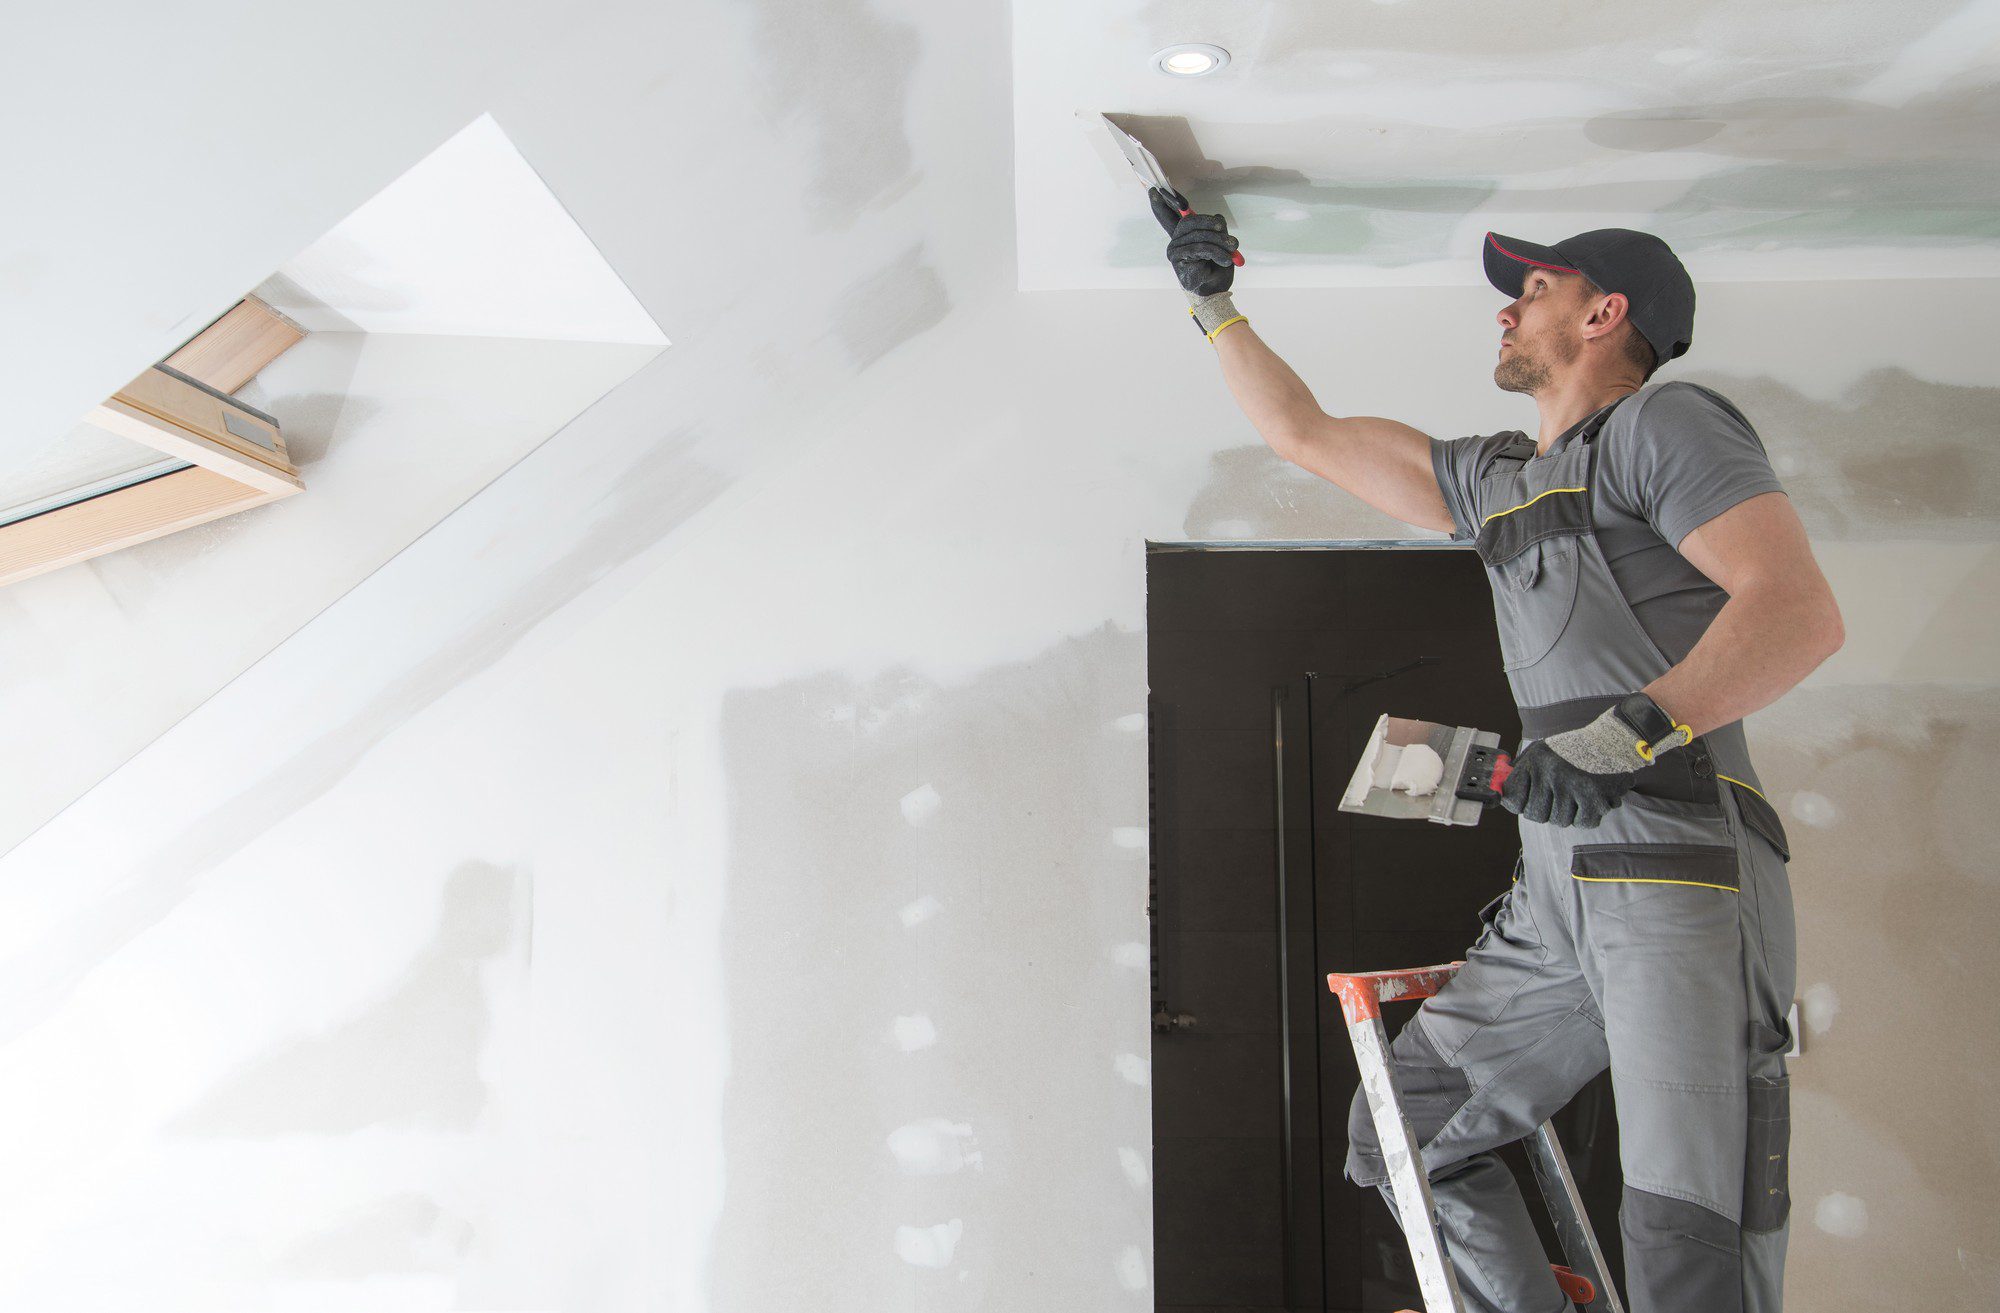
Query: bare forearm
[[1210, 321, 1325, 453], [1646, 582, 1844, 738]]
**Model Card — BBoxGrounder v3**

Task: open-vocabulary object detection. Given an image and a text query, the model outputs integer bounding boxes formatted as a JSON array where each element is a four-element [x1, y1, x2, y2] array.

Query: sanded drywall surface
[[0, 0, 1995, 1309]]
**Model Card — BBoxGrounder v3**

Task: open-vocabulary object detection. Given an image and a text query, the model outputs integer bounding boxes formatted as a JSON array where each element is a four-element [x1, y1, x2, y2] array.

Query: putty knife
[[1337, 713, 1513, 827], [1099, 114, 1245, 266]]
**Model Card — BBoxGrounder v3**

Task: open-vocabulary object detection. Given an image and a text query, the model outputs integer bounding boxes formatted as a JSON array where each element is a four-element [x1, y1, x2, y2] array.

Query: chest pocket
[[1476, 482, 1591, 671]]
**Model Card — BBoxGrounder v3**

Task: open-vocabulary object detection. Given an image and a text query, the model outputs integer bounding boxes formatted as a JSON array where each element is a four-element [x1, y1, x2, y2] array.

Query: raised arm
[[1210, 323, 1453, 534], [1153, 191, 1452, 535]]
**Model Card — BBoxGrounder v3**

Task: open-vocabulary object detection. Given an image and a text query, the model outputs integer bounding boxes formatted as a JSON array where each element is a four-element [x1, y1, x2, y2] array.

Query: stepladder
[[1326, 964, 1626, 1313]]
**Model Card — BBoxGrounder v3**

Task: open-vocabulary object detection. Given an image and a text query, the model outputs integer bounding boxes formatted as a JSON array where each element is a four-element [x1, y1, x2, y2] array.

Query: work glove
[[1500, 692, 1693, 828], [1151, 188, 1238, 296], [1151, 188, 1245, 341]]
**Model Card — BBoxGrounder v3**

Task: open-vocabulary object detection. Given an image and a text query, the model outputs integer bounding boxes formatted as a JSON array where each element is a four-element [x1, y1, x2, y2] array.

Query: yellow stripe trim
[[1717, 774, 1767, 802], [1480, 486, 1586, 526], [1206, 315, 1249, 342], [1571, 873, 1739, 894]]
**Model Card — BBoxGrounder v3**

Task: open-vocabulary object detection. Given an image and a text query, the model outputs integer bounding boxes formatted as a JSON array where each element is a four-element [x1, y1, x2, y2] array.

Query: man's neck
[[1533, 378, 1644, 454]]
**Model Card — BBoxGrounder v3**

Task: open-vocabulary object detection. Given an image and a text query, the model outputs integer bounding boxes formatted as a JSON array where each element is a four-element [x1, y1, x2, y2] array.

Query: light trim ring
[[1153, 43, 1230, 78]]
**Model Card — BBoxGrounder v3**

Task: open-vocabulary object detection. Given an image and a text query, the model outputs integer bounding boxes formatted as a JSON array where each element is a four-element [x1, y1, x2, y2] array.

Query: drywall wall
[[0, 0, 1995, 1309], [0, 273, 1994, 1310], [0, 331, 660, 857]]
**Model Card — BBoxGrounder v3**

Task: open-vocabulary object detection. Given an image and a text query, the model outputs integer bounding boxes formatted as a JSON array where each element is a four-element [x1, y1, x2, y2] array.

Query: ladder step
[[1553, 1263, 1597, 1305]]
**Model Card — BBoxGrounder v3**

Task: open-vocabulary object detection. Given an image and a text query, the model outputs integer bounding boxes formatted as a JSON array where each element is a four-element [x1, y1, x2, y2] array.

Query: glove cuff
[[1184, 291, 1247, 343], [1611, 691, 1694, 763]]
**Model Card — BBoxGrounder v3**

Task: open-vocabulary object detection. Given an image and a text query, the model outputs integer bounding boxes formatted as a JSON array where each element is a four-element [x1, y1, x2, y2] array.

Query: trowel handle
[[1453, 746, 1513, 805], [1166, 190, 1247, 266]]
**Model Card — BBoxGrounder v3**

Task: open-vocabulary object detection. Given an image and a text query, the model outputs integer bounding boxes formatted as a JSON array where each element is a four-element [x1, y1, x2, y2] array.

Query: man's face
[[1493, 269, 1585, 395]]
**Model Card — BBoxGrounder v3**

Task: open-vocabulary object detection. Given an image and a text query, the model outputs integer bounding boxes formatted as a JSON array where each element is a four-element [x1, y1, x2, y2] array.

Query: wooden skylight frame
[[0, 297, 306, 587]]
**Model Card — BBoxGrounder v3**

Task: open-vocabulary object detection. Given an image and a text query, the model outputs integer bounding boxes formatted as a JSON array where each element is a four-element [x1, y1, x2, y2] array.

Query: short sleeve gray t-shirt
[[1429, 380, 1786, 665]]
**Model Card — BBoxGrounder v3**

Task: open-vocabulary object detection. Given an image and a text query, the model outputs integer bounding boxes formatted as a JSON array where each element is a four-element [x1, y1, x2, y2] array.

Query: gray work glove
[[1500, 693, 1693, 828]]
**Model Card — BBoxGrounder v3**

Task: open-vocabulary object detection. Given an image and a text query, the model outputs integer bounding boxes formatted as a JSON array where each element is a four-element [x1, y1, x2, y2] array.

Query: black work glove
[[1498, 740, 1635, 828], [1150, 188, 1237, 297], [1498, 694, 1690, 828]]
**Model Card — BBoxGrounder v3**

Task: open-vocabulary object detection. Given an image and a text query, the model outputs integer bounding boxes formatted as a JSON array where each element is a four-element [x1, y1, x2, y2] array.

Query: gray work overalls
[[1346, 398, 1798, 1313]]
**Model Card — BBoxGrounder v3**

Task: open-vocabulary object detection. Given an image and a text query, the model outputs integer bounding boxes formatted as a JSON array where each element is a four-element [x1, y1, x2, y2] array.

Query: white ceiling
[[1016, 0, 2000, 289], [257, 115, 668, 344]]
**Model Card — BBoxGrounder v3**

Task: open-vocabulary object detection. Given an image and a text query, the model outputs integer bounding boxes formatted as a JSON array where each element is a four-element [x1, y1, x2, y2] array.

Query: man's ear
[[1586, 291, 1630, 340]]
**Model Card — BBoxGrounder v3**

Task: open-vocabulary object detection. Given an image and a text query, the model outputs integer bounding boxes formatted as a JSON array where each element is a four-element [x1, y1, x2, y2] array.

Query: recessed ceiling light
[[1153, 44, 1229, 78]]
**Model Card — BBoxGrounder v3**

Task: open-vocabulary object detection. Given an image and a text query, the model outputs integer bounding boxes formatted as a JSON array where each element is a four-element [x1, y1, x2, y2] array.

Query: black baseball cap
[[1483, 229, 1696, 362]]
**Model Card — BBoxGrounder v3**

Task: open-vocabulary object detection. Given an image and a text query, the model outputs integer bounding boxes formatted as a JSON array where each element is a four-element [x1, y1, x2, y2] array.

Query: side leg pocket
[[1744, 1021, 1792, 1232]]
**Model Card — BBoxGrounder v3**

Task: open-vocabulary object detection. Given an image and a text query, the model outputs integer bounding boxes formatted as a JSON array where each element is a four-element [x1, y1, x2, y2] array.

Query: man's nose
[[1496, 304, 1519, 329]]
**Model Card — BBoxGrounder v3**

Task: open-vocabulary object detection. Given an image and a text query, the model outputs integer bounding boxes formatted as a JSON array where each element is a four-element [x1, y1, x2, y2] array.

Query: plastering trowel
[[1097, 113, 1245, 267], [1337, 714, 1513, 827]]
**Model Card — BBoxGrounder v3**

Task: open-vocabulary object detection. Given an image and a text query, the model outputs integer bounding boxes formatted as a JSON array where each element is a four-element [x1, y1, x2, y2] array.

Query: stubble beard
[[1493, 331, 1579, 396]]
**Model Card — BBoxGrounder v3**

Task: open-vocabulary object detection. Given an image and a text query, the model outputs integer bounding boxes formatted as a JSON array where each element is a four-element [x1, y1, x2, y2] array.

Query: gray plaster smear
[[168, 861, 527, 1138]]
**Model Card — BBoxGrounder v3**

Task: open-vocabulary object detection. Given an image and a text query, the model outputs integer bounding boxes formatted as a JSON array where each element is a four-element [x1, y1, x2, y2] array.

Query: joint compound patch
[[1111, 826, 1147, 849], [891, 1013, 937, 1051], [1790, 790, 1839, 827], [898, 895, 942, 928], [1114, 1052, 1150, 1087], [895, 1218, 963, 1269], [1116, 1245, 1149, 1290], [1111, 941, 1148, 969], [1814, 1192, 1869, 1238], [887, 1118, 981, 1175], [899, 782, 942, 826]]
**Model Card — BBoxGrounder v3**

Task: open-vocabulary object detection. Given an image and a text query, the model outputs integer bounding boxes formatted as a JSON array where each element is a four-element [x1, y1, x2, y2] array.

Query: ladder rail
[[1347, 1009, 1468, 1313], [1330, 963, 1625, 1311], [1526, 1122, 1627, 1313]]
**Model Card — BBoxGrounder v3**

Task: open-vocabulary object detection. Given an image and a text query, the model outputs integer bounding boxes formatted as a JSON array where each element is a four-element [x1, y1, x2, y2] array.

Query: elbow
[[1819, 596, 1846, 661]]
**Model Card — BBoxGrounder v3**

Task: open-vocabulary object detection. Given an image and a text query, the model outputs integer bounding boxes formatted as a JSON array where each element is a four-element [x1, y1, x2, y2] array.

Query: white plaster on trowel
[[895, 1218, 964, 1269], [1790, 791, 1839, 828], [1815, 1192, 1870, 1239], [1111, 827, 1147, 850], [900, 782, 942, 826], [899, 896, 943, 928], [1111, 942, 1147, 969], [887, 1118, 982, 1175], [1802, 982, 1840, 1037], [1118, 1146, 1151, 1188], [1113, 1053, 1150, 1087], [892, 1013, 937, 1051], [1388, 743, 1444, 798]]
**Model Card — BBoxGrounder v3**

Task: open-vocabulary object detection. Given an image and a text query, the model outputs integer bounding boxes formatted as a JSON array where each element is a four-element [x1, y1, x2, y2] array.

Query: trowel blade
[[1338, 713, 1499, 828], [1098, 114, 1179, 201]]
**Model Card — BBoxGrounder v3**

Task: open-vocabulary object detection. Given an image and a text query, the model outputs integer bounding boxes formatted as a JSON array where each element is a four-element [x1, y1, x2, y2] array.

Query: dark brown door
[[1148, 545, 1623, 1313]]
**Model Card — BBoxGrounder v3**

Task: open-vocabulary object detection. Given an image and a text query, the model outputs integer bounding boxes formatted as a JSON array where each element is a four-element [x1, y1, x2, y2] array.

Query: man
[[1155, 192, 1844, 1313]]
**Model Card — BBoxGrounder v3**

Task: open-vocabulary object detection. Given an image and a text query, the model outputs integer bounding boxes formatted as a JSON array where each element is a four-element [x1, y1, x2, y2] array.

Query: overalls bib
[[1346, 399, 1799, 1313]]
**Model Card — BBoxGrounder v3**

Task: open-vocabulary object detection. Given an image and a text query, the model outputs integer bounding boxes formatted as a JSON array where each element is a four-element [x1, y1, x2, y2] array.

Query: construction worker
[[1155, 191, 1843, 1313]]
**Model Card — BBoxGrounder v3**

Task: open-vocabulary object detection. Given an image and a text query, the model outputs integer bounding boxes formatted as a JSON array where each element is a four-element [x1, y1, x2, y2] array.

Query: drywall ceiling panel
[[1016, 0, 2000, 289], [255, 114, 669, 344]]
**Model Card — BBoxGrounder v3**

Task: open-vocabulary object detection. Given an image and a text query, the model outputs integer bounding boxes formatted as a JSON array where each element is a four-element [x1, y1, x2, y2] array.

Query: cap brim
[[1483, 232, 1580, 297]]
